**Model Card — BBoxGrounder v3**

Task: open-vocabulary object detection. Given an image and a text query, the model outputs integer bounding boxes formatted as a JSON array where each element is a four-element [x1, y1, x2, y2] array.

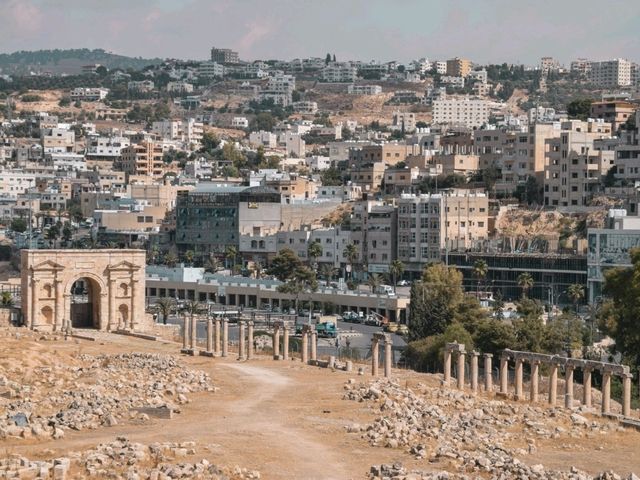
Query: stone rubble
[[0, 437, 260, 479], [0, 353, 214, 440], [344, 379, 637, 480]]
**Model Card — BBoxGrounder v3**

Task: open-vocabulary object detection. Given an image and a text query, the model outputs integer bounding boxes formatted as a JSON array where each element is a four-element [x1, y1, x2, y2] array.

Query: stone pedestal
[[456, 352, 466, 390], [530, 360, 539, 403], [548, 363, 558, 406], [345, 360, 353, 372], [601, 372, 611, 414], [564, 365, 574, 408], [222, 319, 229, 357], [514, 358, 524, 400], [470, 352, 479, 393], [484, 354, 493, 393]]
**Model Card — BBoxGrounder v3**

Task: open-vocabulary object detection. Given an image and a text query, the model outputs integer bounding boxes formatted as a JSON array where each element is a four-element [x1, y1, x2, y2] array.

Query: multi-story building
[[397, 189, 489, 274], [70, 87, 109, 101], [614, 110, 640, 184], [349, 162, 386, 192], [151, 119, 203, 146], [590, 101, 636, 132], [348, 143, 418, 168], [85, 136, 130, 161], [544, 120, 613, 207], [175, 185, 281, 258], [231, 117, 249, 128], [347, 84, 382, 95], [127, 80, 155, 92], [321, 63, 357, 83], [391, 111, 416, 133], [257, 73, 296, 106], [0, 170, 37, 198], [249, 131, 278, 149], [540, 57, 561, 73], [570, 58, 592, 75], [119, 141, 165, 179], [432, 97, 492, 128], [446, 57, 472, 78], [41, 128, 74, 154], [589, 59, 632, 88], [198, 61, 225, 79], [434, 61, 447, 75], [166, 82, 194, 94], [210, 47, 239, 64], [350, 201, 397, 275], [292, 101, 318, 114]]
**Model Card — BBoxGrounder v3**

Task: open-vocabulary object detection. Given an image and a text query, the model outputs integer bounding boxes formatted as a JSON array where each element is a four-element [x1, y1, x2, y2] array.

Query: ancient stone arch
[[21, 249, 146, 332]]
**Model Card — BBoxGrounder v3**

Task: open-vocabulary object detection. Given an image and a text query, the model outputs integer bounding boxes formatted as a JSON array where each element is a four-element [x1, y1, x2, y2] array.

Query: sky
[[1, 0, 639, 65]]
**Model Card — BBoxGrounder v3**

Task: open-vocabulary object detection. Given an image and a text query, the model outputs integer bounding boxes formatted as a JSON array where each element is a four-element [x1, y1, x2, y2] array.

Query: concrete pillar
[[484, 354, 493, 393], [499, 355, 509, 395], [214, 318, 221, 356], [371, 339, 379, 376], [310, 331, 317, 362], [548, 363, 558, 406], [583, 367, 592, 408], [470, 352, 479, 393], [273, 325, 280, 359], [283, 327, 289, 361], [384, 337, 392, 378], [601, 371, 611, 415], [443, 349, 452, 385], [247, 321, 254, 360], [514, 358, 524, 400], [238, 321, 246, 360], [190, 314, 197, 350], [222, 318, 229, 357], [623, 373, 632, 417], [530, 360, 539, 403], [564, 364, 574, 409], [301, 332, 309, 364], [206, 317, 213, 353], [182, 314, 189, 350], [457, 352, 466, 390], [54, 279, 63, 331]]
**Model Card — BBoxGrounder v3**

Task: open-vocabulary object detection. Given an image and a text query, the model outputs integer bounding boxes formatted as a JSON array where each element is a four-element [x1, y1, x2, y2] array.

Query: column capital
[[471, 351, 480, 357], [483, 353, 493, 358]]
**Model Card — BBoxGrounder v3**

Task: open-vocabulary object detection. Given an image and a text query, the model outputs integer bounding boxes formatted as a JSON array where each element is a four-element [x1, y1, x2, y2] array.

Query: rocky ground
[[344, 379, 638, 480]]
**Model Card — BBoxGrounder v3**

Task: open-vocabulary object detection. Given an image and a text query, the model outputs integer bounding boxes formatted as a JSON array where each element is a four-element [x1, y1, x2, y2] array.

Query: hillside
[[0, 48, 162, 75]]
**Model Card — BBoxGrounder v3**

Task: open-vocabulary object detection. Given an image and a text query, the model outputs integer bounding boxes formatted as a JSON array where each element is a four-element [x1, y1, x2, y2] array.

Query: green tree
[[472, 259, 489, 295], [155, 297, 175, 325], [225, 245, 238, 269], [492, 290, 505, 321], [319, 264, 337, 282], [367, 273, 383, 293], [342, 244, 358, 280], [566, 283, 585, 313], [267, 248, 303, 281], [473, 319, 517, 356], [1, 291, 13, 307], [252, 112, 276, 132], [201, 131, 220, 152], [307, 241, 323, 267], [205, 255, 222, 273], [10, 218, 27, 233], [277, 265, 318, 314], [164, 251, 178, 267], [62, 223, 73, 244], [566, 98, 593, 121], [320, 167, 342, 186], [389, 260, 405, 292], [544, 312, 586, 355], [184, 250, 195, 266], [517, 272, 534, 298]]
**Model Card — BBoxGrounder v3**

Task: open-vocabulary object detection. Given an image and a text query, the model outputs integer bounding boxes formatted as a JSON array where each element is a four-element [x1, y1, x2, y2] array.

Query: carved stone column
[[530, 360, 539, 403], [310, 330, 317, 362], [54, 279, 63, 331], [214, 318, 221, 356], [384, 336, 392, 378], [272, 324, 280, 359], [484, 354, 493, 393], [222, 318, 229, 357], [31, 277, 40, 329], [514, 358, 524, 400], [130, 278, 140, 330], [583, 367, 592, 408], [499, 354, 509, 395], [371, 338, 379, 377], [301, 331, 309, 364], [457, 351, 466, 390], [564, 364, 574, 408], [470, 351, 479, 393], [548, 362, 559, 406], [443, 348, 452, 385], [282, 327, 289, 361], [238, 321, 246, 360], [601, 371, 611, 415], [247, 321, 254, 360], [206, 318, 213, 353], [622, 373, 632, 417], [108, 276, 117, 331]]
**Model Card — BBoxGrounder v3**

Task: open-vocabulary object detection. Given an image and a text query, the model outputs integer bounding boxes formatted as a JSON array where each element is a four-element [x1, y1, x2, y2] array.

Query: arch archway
[[69, 277, 102, 328]]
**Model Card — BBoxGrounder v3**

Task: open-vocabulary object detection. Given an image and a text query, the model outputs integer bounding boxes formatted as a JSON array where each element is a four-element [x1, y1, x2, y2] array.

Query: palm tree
[[307, 240, 323, 267], [205, 255, 222, 273], [472, 259, 489, 296], [517, 272, 534, 298], [1, 291, 13, 307], [225, 245, 238, 269], [164, 251, 178, 267], [156, 297, 175, 325], [367, 274, 382, 294], [389, 260, 405, 292], [566, 283, 585, 313], [184, 250, 195, 266], [183, 300, 203, 316], [319, 264, 338, 283], [343, 244, 358, 280]]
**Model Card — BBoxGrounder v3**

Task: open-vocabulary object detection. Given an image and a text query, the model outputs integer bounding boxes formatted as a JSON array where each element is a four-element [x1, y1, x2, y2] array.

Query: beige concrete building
[[432, 154, 480, 176], [446, 57, 472, 77], [21, 249, 146, 332], [544, 120, 613, 207], [348, 143, 418, 168], [590, 101, 636, 131], [119, 141, 166, 179], [349, 162, 386, 191]]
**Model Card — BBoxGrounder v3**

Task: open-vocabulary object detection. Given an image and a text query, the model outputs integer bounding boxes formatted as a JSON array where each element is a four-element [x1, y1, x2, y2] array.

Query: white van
[[376, 285, 395, 295]]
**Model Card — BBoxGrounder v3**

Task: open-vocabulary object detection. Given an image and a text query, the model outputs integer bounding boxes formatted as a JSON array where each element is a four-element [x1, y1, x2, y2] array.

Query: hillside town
[[1, 4, 640, 476]]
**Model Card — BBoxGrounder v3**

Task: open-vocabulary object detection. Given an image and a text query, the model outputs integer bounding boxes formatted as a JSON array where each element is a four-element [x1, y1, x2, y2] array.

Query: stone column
[[214, 318, 221, 356], [31, 277, 39, 329], [514, 358, 524, 400], [622, 373, 632, 417], [583, 367, 592, 408], [238, 321, 246, 360], [272, 324, 280, 359], [371, 338, 379, 376], [457, 352, 466, 390], [384, 336, 392, 378], [130, 278, 139, 330], [443, 348, 452, 385], [108, 277, 116, 331], [283, 327, 290, 361], [310, 331, 317, 362], [564, 364, 574, 409], [470, 352, 479, 393], [247, 321, 254, 360], [182, 314, 189, 351], [484, 354, 493, 393], [206, 317, 213, 353], [499, 355, 509, 395], [190, 314, 197, 350], [54, 279, 63, 331], [530, 360, 539, 403], [601, 371, 611, 415], [301, 331, 309, 364], [548, 363, 559, 406], [222, 318, 229, 357]]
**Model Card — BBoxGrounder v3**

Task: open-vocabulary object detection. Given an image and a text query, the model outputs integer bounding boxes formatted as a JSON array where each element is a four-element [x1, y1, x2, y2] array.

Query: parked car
[[397, 280, 409, 287]]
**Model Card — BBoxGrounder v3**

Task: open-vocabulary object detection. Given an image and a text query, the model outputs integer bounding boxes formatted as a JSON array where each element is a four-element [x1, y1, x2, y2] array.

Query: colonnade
[[444, 344, 633, 417], [180, 314, 254, 360]]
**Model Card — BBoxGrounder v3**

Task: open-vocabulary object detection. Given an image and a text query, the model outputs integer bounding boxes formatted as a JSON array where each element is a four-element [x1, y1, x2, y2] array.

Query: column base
[[273, 354, 282, 360], [200, 351, 215, 357], [180, 348, 196, 356]]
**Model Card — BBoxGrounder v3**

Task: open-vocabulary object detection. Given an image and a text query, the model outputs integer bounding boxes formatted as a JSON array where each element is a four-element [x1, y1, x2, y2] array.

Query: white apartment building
[[257, 73, 296, 106], [198, 61, 225, 79], [391, 112, 416, 133], [571, 58, 592, 75], [347, 84, 382, 95], [305, 155, 331, 171], [432, 97, 492, 128], [151, 119, 203, 146], [127, 80, 155, 92], [166, 82, 194, 94], [322, 63, 357, 83], [41, 128, 75, 154], [589, 59, 632, 88], [0, 170, 37, 198], [441, 76, 465, 88], [49, 153, 87, 172], [467, 69, 488, 84], [70, 88, 109, 101], [85, 136, 130, 160], [231, 117, 249, 128], [434, 61, 447, 75], [249, 131, 278, 149]]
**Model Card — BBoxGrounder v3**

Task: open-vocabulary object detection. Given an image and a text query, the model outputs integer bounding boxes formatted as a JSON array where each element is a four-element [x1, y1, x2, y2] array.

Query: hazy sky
[[1, 0, 638, 65]]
